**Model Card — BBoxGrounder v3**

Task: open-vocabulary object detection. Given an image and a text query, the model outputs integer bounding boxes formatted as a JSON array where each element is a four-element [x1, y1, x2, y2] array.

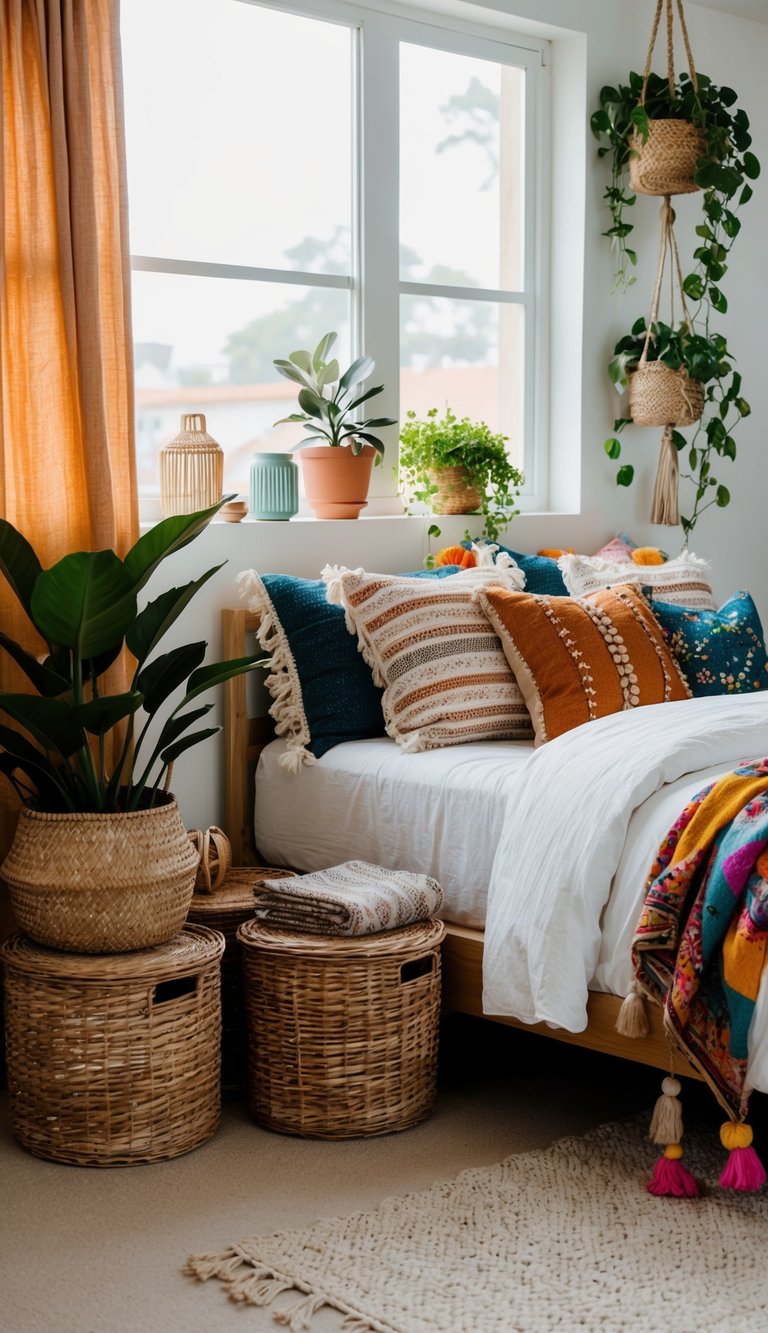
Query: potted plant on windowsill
[[273, 331, 396, 519], [398, 407, 523, 545], [0, 497, 266, 953], [604, 317, 750, 536], [591, 70, 759, 291]]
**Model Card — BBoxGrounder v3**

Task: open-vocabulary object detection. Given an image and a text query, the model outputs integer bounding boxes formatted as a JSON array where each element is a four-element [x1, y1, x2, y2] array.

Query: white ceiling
[[689, 0, 768, 24]]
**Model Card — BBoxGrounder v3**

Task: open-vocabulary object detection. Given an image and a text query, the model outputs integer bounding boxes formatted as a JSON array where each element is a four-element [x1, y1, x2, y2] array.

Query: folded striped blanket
[[252, 860, 444, 937], [631, 757, 768, 1119]]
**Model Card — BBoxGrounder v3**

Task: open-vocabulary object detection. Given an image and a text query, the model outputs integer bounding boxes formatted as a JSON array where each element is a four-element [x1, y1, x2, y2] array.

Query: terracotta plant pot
[[299, 443, 377, 519]]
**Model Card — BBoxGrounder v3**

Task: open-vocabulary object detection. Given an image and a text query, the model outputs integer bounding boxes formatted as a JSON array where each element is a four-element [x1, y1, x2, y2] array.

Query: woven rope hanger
[[636, 197, 701, 527], [640, 0, 698, 105]]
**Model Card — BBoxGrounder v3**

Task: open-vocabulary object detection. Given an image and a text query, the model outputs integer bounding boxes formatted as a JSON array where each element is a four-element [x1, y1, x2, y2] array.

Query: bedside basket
[[1, 924, 224, 1166], [238, 917, 446, 1139]]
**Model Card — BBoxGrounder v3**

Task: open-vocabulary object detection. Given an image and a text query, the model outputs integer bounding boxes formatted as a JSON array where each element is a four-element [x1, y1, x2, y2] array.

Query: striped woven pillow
[[474, 583, 691, 746], [322, 561, 532, 750], [558, 550, 716, 610]]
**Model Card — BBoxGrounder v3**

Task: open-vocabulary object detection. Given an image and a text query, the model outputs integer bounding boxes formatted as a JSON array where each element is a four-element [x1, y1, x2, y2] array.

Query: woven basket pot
[[628, 120, 706, 196], [1, 797, 200, 954], [428, 465, 482, 515], [629, 362, 705, 428]]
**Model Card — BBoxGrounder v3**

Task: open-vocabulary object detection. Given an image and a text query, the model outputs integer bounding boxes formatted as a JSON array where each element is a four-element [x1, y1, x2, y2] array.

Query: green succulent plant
[[273, 331, 396, 463], [0, 498, 265, 813]]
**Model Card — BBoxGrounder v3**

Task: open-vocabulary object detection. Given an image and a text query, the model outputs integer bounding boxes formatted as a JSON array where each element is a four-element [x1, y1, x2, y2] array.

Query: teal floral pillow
[[651, 591, 768, 697]]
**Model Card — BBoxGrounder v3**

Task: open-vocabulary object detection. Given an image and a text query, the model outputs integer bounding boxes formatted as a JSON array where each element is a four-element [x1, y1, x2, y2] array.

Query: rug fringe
[[185, 1249, 381, 1329]]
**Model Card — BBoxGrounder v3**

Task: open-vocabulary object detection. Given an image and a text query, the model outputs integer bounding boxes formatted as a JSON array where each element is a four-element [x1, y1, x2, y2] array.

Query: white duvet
[[482, 691, 768, 1093]]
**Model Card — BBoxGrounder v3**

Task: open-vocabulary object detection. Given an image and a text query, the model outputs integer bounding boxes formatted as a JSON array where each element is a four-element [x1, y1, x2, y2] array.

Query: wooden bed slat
[[221, 607, 703, 1082]]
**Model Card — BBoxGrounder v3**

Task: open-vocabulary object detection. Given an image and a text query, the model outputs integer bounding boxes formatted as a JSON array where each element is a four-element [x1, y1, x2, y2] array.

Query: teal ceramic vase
[[249, 452, 299, 520]]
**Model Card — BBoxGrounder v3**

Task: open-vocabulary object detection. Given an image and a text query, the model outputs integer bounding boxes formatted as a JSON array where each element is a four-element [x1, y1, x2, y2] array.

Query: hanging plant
[[592, 71, 758, 292]]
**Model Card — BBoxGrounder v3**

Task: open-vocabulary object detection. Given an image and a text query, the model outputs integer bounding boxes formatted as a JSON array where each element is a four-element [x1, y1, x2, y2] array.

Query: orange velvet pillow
[[474, 583, 691, 745]]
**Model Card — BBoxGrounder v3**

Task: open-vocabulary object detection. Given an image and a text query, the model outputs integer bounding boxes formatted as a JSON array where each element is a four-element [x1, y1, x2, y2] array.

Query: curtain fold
[[0, 0, 138, 857]]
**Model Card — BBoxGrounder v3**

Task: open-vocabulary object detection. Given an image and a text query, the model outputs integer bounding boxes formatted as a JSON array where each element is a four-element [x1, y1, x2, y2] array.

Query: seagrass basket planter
[[628, 120, 706, 196], [0, 924, 224, 1166], [186, 865, 296, 1095], [628, 361, 704, 428], [160, 412, 224, 518], [428, 465, 482, 515], [238, 917, 446, 1139], [0, 797, 200, 954]]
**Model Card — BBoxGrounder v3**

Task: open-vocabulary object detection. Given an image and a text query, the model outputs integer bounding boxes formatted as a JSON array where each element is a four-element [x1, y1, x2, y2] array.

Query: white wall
[[150, 0, 768, 831]]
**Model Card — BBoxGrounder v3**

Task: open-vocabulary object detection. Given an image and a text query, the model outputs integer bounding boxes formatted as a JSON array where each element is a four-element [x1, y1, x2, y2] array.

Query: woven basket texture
[[160, 412, 224, 517], [0, 924, 224, 1166], [628, 120, 706, 196], [428, 465, 482, 515], [238, 917, 446, 1139], [0, 799, 200, 954], [187, 866, 295, 1094], [629, 361, 705, 428]]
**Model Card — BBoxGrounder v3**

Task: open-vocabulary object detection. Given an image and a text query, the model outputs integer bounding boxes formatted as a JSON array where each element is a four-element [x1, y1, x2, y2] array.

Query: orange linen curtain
[[0, 0, 138, 858]]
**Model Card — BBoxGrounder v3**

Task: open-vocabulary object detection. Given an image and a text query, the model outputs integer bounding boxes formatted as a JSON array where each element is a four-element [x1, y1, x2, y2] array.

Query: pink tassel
[[719, 1122, 767, 1192], [646, 1145, 699, 1197]]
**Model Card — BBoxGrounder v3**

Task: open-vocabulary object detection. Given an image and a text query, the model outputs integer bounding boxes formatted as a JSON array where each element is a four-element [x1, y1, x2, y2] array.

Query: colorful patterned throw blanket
[[631, 758, 768, 1119], [252, 860, 444, 937]]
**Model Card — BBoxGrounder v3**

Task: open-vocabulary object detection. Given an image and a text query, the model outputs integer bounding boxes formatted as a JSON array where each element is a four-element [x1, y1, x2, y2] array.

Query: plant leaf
[[126, 566, 223, 665], [616, 465, 635, 487], [72, 692, 144, 736], [288, 349, 312, 372], [0, 694, 84, 756], [137, 641, 208, 715], [181, 655, 267, 707], [152, 704, 214, 755], [124, 498, 232, 590], [298, 387, 327, 419], [159, 727, 220, 767], [0, 521, 42, 623], [338, 356, 374, 394], [0, 633, 70, 696], [31, 551, 137, 659], [312, 331, 337, 371]]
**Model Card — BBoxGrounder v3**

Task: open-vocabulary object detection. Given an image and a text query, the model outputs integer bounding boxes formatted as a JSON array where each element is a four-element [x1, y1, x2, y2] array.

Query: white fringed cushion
[[322, 561, 533, 751], [558, 551, 716, 610]]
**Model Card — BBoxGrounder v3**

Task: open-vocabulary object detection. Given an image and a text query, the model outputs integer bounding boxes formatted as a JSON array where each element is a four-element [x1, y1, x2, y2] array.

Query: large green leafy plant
[[274, 331, 396, 463], [591, 71, 759, 292], [604, 317, 750, 538], [398, 407, 523, 545], [0, 499, 264, 813]]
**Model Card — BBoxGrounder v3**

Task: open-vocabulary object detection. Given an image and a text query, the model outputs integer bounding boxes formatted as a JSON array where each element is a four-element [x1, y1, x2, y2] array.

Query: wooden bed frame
[[221, 606, 699, 1081]]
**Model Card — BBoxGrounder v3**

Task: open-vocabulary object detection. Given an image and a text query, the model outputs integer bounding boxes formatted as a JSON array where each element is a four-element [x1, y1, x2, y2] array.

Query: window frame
[[127, 0, 551, 515]]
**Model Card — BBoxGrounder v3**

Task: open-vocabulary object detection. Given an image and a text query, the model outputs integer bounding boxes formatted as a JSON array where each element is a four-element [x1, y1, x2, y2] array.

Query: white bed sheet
[[254, 737, 534, 930]]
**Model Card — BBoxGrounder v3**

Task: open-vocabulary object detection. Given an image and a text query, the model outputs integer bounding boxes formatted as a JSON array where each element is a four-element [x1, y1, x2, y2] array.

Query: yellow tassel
[[720, 1121, 753, 1151]]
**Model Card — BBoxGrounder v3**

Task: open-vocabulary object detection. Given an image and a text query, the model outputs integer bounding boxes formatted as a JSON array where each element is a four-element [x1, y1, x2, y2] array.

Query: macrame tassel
[[647, 1143, 700, 1197], [650, 425, 680, 526], [616, 980, 650, 1038], [646, 1075, 699, 1197], [719, 1121, 767, 1192]]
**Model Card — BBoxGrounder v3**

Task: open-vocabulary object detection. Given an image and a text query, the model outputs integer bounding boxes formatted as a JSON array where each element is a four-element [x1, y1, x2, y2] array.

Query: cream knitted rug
[[186, 1116, 768, 1332]]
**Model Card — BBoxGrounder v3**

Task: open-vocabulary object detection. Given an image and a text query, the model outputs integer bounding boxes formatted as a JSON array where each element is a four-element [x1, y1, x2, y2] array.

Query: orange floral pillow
[[474, 583, 691, 745]]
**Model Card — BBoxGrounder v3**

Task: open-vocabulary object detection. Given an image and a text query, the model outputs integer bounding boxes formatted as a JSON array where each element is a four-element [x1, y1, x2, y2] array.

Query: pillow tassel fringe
[[237, 569, 314, 771], [615, 980, 650, 1038], [321, 564, 388, 689]]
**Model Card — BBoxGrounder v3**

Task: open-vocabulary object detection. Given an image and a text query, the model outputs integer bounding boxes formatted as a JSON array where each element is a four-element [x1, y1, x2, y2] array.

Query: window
[[122, 0, 548, 515]]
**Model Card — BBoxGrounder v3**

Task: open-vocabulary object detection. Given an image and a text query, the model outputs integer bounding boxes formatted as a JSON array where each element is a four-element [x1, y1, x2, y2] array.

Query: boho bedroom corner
[[1, 0, 768, 1330]]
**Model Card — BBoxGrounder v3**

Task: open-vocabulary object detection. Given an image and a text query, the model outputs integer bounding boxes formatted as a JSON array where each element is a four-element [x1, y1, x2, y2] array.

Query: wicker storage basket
[[1, 924, 224, 1166], [629, 361, 705, 428], [428, 465, 482, 515], [628, 120, 705, 197], [239, 918, 446, 1139], [0, 798, 200, 954], [186, 865, 295, 1094]]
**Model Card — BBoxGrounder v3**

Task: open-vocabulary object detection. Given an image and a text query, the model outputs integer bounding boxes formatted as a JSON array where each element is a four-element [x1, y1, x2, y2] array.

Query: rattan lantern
[[160, 413, 224, 517]]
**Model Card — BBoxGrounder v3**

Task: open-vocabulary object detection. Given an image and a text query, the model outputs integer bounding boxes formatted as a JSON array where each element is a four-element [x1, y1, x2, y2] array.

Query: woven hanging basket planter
[[428, 465, 482, 515], [629, 120, 706, 196], [629, 360, 704, 428], [1, 795, 200, 954]]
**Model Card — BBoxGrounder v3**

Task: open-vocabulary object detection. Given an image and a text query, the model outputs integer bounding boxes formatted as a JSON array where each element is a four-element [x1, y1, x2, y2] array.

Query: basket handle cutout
[[400, 955, 434, 985], [152, 974, 199, 1006]]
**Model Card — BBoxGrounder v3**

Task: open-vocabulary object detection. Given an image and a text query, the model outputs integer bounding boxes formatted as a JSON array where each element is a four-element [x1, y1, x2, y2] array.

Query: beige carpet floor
[[0, 1016, 742, 1333]]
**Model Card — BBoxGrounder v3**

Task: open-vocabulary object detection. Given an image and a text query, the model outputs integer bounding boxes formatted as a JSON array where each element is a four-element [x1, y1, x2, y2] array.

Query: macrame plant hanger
[[631, 198, 703, 526], [633, 0, 701, 200]]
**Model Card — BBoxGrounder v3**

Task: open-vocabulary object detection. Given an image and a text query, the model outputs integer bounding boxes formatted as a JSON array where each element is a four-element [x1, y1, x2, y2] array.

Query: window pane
[[122, 0, 353, 275], [133, 270, 350, 499], [400, 295, 524, 471], [400, 44, 524, 292]]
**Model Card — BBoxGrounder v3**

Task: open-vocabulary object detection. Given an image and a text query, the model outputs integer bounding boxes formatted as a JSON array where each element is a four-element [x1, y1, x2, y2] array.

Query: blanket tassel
[[616, 981, 650, 1038], [646, 1077, 699, 1198], [719, 1121, 767, 1192]]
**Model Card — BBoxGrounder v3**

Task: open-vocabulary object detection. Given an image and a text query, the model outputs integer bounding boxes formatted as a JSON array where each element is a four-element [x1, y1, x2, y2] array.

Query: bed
[[223, 605, 768, 1090]]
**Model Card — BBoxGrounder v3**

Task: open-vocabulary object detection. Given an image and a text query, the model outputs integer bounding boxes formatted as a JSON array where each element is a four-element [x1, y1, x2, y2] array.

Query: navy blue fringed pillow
[[651, 591, 768, 697], [236, 566, 460, 769], [461, 541, 568, 596]]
